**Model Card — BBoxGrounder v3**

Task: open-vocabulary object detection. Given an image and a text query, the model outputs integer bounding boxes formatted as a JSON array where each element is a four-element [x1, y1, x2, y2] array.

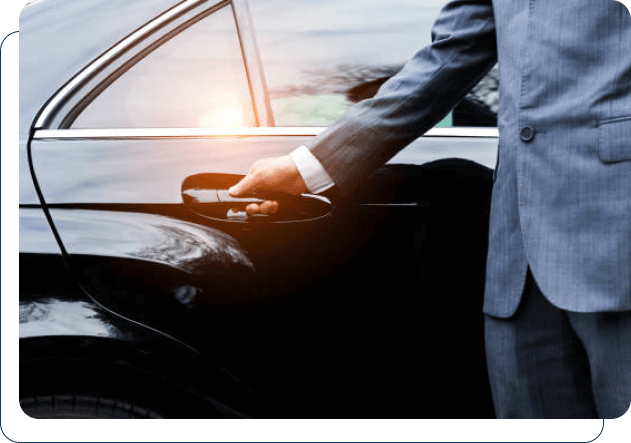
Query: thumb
[[228, 183, 243, 197], [229, 174, 255, 197]]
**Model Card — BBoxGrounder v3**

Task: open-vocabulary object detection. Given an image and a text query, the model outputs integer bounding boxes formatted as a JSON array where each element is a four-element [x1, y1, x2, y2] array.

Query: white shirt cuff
[[289, 145, 335, 194]]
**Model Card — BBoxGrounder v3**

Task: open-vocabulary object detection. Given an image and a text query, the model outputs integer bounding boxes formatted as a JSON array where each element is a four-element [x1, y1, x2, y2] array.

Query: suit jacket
[[305, 0, 631, 317]]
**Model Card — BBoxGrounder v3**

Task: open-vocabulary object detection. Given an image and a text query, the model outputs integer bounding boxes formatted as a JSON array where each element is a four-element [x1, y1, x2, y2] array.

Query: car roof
[[19, 0, 182, 137]]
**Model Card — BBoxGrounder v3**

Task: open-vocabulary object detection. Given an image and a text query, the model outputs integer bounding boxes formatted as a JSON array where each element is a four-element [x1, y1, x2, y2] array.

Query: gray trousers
[[485, 269, 631, 419]]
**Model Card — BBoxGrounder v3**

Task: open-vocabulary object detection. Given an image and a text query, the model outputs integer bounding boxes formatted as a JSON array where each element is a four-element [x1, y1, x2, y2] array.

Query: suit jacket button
[[519, 126, 536, 142]]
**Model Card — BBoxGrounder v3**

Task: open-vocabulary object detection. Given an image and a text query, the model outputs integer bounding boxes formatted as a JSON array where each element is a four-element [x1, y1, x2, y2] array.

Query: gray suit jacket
[[305, 0, 631, 317]]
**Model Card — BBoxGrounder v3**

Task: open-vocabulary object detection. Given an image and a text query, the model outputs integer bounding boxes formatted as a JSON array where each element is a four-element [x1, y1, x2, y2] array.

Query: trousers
[[484, 269, 631, 419]]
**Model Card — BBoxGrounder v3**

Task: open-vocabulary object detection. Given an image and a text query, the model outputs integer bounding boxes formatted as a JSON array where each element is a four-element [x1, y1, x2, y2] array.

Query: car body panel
[[43, 208, 263, 329], [19, 144, 39, 204], [19, 243, 261, 418], [19, 208, 59, 252], [30, 133, 496, 204], [19, 249, 148, 343]]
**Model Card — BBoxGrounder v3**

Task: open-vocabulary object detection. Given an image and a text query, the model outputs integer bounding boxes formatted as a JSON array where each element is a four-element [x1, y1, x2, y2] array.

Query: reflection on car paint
[[48, 209, 254, 273], [19, 299, 119, 338]]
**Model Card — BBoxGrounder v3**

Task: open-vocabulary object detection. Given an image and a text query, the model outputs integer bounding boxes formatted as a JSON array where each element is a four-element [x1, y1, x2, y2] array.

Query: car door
[[28, 0, 498, 417], [26, 0, 324, 416], [246, 0, 499, 417]]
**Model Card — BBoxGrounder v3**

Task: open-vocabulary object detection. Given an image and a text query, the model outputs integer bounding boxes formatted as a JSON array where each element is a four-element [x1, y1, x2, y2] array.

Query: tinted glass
[[73, 6, 256, 128], [250, 0, 497, 127]]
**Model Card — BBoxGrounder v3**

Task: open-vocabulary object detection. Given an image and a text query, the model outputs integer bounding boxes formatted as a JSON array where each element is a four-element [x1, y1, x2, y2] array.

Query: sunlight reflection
[[199, 103, 247, 128]]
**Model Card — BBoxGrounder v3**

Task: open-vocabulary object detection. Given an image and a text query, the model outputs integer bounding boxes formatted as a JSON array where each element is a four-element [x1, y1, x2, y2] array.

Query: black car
[[20, 0, 499, 418]]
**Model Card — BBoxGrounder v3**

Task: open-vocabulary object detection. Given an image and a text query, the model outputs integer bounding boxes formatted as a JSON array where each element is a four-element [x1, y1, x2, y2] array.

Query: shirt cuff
[[289, 145, 335, 194]]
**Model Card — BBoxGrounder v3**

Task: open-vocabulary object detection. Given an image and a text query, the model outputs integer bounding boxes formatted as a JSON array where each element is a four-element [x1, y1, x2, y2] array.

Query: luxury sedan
[[20, 0, 499, 418]]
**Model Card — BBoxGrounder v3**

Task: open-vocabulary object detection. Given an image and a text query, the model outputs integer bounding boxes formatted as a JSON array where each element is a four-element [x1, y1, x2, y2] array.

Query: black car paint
[[23, 145, 496, 417], [20, 0, 497, 418], [19, 211, 260, 418]]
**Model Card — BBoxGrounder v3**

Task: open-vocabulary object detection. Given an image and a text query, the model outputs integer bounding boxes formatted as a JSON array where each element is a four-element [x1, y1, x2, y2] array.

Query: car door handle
[[182, 188, 302, 204], [181, 173, 332, 223], [182, 188, 304, 211]]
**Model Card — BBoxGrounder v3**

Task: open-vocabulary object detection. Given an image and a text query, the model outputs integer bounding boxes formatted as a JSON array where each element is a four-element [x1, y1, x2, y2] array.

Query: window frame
[[32, 0, 498, 139], [245, 0, 498, 131], [35, 0, 273, 130]]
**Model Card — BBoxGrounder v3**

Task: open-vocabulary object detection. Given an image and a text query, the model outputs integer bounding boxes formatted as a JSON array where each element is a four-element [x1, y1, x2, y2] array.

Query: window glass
[[249, 0, 497, 127], [72, 6, 256, 128]]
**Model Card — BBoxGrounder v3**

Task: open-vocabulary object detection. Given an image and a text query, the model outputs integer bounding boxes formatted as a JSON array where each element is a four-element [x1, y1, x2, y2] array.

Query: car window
[[249, 0, 497, 127], [72, 5, 256, 129]]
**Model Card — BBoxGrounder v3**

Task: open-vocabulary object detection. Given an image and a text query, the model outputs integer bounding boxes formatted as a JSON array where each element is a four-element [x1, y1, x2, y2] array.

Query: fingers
[[228, 155, 307, 218], [230, 155, 308, 198], [231, 200, 279, 216], [244, 200, 279, 216]]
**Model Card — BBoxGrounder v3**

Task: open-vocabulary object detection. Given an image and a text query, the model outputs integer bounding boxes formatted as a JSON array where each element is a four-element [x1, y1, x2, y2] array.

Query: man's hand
[[229, 156, 308, 215]]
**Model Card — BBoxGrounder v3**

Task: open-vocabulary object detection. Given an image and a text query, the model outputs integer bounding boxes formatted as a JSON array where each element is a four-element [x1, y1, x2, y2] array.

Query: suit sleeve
[[305, 0, 498, 198]]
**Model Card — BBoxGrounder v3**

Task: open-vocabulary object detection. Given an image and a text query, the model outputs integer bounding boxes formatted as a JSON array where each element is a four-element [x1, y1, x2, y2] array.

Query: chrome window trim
[[32, 0, 498, 137], [33, 127, 499, 140], [34, 0, 229, 129], [232, 0, 275, 126]]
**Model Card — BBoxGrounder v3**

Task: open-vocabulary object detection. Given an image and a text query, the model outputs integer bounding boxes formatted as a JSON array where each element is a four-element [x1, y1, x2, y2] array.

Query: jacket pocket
[[598, 116, 631, 163]]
